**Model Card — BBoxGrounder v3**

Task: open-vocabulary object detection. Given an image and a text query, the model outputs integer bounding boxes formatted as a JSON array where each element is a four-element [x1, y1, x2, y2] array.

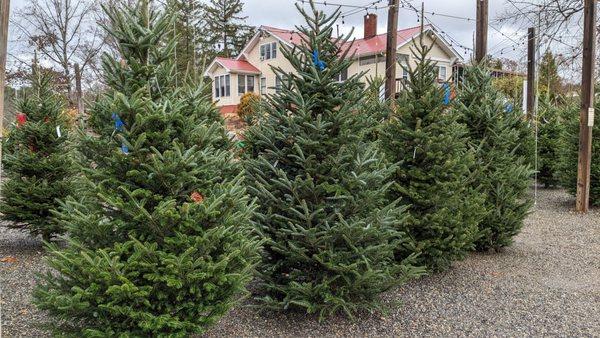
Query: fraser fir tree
[[0, 68, 73, 240], [455, 65, 533, 251], [558, 101, 600, 205], [380, 37, 485, 271], [538, 96, 564, 187], [33, 1, 260, 336], [243, 2, 423, 319]]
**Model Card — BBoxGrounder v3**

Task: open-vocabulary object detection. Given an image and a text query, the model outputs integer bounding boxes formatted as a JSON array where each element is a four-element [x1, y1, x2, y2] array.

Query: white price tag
[[588, 108, 595, 127], [56, 126, 62, 137]]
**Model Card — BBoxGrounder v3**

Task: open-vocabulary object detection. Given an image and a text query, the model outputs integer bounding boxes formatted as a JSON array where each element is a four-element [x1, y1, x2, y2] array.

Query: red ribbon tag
[[16, 113, 27, 127]]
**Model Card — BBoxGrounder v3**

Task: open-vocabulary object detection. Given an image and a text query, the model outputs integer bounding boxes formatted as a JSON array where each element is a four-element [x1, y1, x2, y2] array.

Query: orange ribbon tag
[[190, 191, 204, 204]]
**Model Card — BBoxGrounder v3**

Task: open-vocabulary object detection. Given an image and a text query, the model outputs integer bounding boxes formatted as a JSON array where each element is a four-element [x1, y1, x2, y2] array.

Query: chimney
[[364, 13, 377, 39]]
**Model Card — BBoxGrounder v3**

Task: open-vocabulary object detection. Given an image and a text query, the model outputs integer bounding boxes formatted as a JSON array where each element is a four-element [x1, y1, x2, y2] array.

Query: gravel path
[[1, 188, 599, 337]]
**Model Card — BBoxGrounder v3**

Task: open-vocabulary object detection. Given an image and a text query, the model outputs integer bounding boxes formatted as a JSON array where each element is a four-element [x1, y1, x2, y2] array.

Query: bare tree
[[11, 0, 106, 103], [495, 0, 588, 82]]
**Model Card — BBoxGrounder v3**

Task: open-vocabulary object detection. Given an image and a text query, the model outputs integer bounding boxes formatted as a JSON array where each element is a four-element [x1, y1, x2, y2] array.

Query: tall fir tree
[[455, 65, 533, 251], [558, 100, 600, 205], [0, 67, 73, 240], [538, 96, 564, 187], [539, 51, 563, 104], [166, 0, 205, 76], [201, 0, 255, 58], [243, 2, 423, 319], [33, 1, 260, 335], [380, 36, 485, 271]]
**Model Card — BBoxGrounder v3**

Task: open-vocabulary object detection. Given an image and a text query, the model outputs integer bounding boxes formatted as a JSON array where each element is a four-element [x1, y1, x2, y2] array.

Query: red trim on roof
[[215, 57, 260, 73], [261, 25, 431, 57]]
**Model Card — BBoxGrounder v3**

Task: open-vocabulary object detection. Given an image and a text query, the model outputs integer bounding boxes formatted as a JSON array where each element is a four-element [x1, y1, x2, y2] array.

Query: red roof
[[343, 25, 427, 56], [262, 26, 306, 46], [215, 57, 260, 73], [262, 24, 429, 57]]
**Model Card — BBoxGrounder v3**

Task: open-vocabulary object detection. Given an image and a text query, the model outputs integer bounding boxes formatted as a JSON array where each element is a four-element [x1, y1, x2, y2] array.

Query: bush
[[455, 65, 533, 251], [242, 3, 423, 319], [33, 2, 260, 336], [380, 39, 485, 271], [237, 92, 261, 124]]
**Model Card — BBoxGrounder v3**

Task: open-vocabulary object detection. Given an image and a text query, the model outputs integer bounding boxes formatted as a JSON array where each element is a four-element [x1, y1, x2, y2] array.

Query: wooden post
[[576, 0, 596, 213], [526, 27, 536, 120], [74, 63, 84, 116], [0, 0, 10, 156], [475, 0, 488, 63], [384, 0, 399, 101]]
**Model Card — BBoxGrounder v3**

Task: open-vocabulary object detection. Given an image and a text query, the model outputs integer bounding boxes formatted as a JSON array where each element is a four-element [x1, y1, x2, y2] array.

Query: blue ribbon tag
[[443, 83, 451, 105], [112, 113, 125, 131], [121, 144, 129, 154], [312, 50, 326, 71]]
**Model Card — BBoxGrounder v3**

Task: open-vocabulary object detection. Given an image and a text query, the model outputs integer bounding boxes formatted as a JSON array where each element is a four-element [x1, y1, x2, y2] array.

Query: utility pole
[[0, 0, 10, 164], [384, 0, 399, 101], [526, 27, 536, 120], [475, 0, 488, 63], [576, 0, 596, 213], [74, 63, 84, 116]]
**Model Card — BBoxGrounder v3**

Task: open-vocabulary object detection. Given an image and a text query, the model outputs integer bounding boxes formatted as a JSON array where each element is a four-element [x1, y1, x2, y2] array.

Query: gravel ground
[[1, 188, 599, 337]]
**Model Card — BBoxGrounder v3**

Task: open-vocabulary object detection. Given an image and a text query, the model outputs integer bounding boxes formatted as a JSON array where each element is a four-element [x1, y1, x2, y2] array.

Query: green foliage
[[380, 39, 485, 271], [0, 70, 73, 240], [539, 51, 563, 104], [455, 65, 533, 251], [538, 97, 565, 187], [242, 2, 423, 320], [201, 0, 255, 58], [491, 76, 523, 107], [33, 1, 260, 336], [558, 101, 600, 205]]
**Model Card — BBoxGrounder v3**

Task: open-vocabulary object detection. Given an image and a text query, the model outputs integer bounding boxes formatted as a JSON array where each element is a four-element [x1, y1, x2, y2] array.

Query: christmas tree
[[243, 2, 423, 319], [558, 101, 600, 205], [380, 36, 485, 271], [538, 96, 564, 187], [33, 1, 260, 336], [454, 65, 533, 251], [0, 67, 73, 241]]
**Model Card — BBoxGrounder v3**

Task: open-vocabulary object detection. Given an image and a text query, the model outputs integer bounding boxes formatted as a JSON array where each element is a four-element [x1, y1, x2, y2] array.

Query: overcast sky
[[7, 0, 578, 70]]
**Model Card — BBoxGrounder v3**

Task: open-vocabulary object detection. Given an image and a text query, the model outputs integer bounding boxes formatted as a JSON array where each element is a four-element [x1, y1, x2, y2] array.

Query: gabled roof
[[205, 57, 261, 77], [341, 25, 426, 56], [237, 24, 461, 62]]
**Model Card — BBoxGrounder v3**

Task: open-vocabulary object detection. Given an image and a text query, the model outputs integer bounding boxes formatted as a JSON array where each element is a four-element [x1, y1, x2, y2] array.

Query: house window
[[402, 68, 409, 80], [215, 74, 230, 97], [436, 66, 447, 81], [238, 74, 255, 94], [247, 75, 255, 92], [260, 77, 266, 94], [275, 76, 282, 93], [397, 53, 409, 64], [359, 54, 384, 66], [335, 68, 348, 82], [238, 74, 246, 94], [260, 42, 278, 60]]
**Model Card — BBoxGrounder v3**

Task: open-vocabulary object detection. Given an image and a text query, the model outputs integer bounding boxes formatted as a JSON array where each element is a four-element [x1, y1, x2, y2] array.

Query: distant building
[[205, 14, 463, 114]]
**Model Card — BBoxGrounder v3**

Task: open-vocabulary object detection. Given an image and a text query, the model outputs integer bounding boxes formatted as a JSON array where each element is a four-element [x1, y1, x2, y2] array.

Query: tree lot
[[2, 0, 595, 336]]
